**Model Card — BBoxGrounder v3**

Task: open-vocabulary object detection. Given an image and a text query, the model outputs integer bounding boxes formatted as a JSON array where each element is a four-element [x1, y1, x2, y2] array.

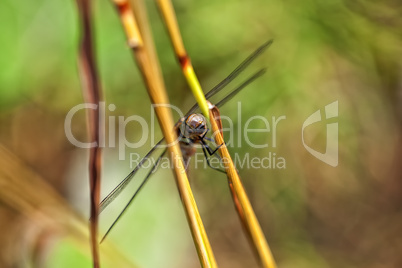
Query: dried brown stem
[[75, 0, 102, 267], [209, 104, 277, 268], [111, 0, 217, 266]]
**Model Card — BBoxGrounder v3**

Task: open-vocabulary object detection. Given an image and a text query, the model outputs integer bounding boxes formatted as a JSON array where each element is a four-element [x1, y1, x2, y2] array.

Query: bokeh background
[[1, 0, 402, 267]]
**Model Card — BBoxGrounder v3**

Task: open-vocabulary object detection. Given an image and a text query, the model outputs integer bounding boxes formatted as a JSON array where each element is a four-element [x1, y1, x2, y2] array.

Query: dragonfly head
[[184, 113, 208, 140]]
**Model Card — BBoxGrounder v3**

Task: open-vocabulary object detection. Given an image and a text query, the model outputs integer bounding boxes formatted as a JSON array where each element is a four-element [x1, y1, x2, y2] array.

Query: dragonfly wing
[[99, 40, 273, 239], [101, 148, 168, 242], [215, 68, 266, 109], [184, 40, 273, 117], [205, 40, 272, 99], [99, 138, 165, 213], [100, 119, 184, 214]]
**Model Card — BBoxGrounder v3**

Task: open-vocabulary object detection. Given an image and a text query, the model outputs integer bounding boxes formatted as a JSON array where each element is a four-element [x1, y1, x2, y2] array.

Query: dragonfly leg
[[200, 132, 225, 155], [202, 139, 225, 156], [202, 136, 214, 142], [200, 141, 226, 174]]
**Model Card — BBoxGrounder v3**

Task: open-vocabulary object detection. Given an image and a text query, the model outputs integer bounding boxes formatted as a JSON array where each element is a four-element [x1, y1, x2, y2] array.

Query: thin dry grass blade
[[0, 145, 136, 268], [75, 0, 102, 267], [156, 0, 210, 119], [208, 104, 277, 268], [111, 0, 217, 267], [157, 1, 275, 265]]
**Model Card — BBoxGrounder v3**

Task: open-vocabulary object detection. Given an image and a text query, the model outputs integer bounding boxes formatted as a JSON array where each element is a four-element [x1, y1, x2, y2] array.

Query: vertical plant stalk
[[111, 0, 217, 267], [157, 1, 275, 266], [209, 104, 277, 268], [76, 0, 102, 267], [156, 0, 210, 119]]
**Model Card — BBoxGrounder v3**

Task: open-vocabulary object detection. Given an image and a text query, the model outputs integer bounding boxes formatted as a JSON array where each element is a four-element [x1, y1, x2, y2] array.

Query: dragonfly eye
[[186, 114, 206, 129]]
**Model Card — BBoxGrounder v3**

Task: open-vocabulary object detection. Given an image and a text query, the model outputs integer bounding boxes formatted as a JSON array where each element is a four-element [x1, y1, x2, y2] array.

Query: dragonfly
[[99, 40, 273, 242]]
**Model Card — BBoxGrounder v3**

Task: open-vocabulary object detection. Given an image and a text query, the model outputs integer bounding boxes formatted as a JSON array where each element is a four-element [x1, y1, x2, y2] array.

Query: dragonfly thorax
[[183, 113, 208, 140]]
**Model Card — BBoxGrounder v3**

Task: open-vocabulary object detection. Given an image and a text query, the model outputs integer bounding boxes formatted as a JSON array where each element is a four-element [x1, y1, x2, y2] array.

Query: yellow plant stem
[[113, 0, 143, 48], [156, 0, 210, 119], [112, 0, 217, 267], [182, 63, 210, 119], [208, 104, 277, 268]]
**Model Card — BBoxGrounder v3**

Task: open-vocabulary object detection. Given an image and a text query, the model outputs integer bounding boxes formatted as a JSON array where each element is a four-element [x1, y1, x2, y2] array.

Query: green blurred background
[[1, 0, 401, 267]]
